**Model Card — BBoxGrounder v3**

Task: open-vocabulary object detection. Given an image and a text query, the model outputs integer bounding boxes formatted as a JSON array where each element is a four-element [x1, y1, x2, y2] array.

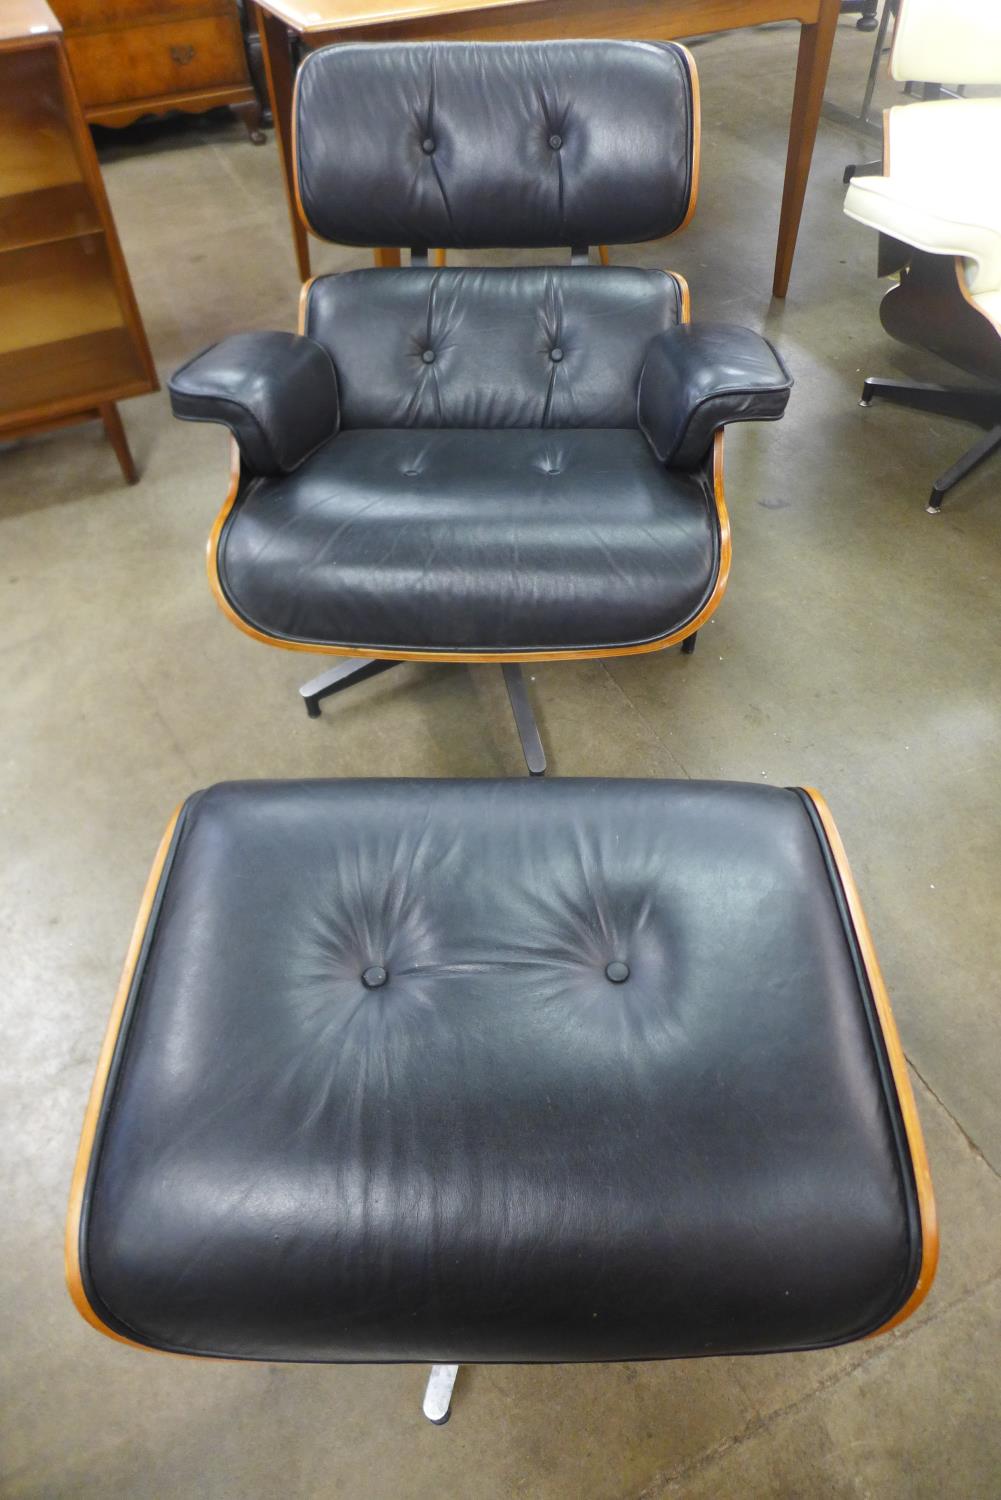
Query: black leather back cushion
[[304, 266, 683, 429], [295, 41, 697, 248]]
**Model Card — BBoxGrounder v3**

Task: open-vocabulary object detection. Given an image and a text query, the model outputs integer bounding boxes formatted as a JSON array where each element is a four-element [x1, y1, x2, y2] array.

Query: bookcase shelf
[[0, 0, 157, 480]]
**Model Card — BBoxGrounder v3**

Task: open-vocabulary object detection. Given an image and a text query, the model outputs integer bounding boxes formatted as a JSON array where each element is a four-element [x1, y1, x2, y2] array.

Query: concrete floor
[[3, 15, 1001, 1498]]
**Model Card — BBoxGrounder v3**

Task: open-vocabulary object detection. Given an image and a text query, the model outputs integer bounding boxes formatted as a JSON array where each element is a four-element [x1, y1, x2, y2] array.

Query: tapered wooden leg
[[99, 403, 138, 485], [255, 3, 310, 280], [772, 0, 840, 298]]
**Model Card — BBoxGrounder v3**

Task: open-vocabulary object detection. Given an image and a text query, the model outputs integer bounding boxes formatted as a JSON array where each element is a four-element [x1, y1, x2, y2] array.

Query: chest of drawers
[[51, 0, 263, 141]]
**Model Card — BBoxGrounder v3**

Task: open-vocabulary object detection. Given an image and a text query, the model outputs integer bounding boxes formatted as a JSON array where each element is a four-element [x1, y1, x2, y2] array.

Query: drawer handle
[[170, 44, 196, 65]]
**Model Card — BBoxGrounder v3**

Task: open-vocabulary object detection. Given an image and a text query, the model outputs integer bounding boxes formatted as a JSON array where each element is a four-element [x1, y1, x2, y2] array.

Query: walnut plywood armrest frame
[[66, 806, 184, 1353], [799, 787, 938, 1334]]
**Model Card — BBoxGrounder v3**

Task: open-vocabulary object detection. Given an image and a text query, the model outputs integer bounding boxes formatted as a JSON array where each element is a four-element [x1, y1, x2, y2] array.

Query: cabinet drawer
[[66, 13, 248, 109], [54, 0, 205, 29]]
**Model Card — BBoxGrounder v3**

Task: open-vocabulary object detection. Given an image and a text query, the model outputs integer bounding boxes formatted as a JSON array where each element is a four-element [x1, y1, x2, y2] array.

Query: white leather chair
[[844, 0, 1001, 512]]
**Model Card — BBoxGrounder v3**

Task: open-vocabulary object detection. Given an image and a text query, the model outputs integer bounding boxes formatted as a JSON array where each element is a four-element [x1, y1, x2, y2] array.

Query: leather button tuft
[[362, 965, 388, 989], [421, 349, 436, 364], [550, 347, 564, 363], [421, 137, 435, 154], [605, 961, 630, 983], [548, 133, 563, 150]]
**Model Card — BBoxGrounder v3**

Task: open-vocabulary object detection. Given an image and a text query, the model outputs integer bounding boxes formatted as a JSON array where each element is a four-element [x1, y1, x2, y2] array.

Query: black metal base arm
[[502, 664, 547, 777], [860, 378, 1001, 513], [298, 657, 398, 718], [298, 639, 700, 772]]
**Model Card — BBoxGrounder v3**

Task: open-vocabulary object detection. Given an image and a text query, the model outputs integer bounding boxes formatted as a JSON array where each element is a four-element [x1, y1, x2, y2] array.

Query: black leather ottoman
[[67, 779, 936, 1421]]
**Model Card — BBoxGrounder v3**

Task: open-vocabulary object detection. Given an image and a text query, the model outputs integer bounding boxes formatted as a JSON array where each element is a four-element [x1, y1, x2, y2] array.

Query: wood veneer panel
[[56, 0, 232, 28], [0, 181, 99, 251], [65, 11, 248, 105], [264, 0, 817, 36], [0, 0, 61, 45], [0, 327, 147, 418], [0, 235, 125, 357], [0, 50, 82, 197]]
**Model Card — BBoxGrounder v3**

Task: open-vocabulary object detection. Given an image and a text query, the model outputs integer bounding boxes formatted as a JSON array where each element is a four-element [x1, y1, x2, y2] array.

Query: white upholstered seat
[[844, 0, 1001, 329]]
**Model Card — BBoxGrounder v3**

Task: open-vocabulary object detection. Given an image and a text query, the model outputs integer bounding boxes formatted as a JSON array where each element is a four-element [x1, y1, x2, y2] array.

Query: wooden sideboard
[[0, 0, 158, 482], [51, 0, 264, 142]]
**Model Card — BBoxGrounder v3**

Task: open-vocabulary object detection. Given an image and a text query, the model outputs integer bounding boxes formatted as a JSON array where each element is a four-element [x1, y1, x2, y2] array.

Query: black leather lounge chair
[[169, 40, 792, 771]]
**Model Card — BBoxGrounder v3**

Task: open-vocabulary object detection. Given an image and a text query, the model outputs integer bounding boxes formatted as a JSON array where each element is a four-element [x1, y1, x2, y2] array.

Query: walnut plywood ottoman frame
[[67, 778, 936, 1427]]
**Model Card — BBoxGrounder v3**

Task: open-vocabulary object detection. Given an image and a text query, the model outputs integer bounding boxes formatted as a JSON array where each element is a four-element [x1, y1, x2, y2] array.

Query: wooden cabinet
[[50, 0, 264, 141], [0, 0, 158, 481]]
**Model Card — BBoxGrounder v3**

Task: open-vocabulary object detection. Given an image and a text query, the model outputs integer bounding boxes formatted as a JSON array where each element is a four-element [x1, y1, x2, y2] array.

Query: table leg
[[255, 3, 310, 281], [772, 0, 840, 298]]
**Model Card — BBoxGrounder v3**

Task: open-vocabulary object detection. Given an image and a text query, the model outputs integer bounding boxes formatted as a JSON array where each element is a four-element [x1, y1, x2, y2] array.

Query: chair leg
[[927, 424, 1001, 513], [298, 658, 398, 718], [681, 632, 698, 656], [422, 1363, 460, 1426], [502, 664, 547, 777]]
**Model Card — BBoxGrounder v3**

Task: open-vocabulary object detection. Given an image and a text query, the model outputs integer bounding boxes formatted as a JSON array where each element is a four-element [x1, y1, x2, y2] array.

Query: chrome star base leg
[[422, 1363, 460, 1425]]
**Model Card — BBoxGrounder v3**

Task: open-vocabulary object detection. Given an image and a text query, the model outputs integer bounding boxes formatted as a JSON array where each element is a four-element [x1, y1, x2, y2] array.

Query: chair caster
[[304, 696, 322, 718], [856, 14, 878, 29]]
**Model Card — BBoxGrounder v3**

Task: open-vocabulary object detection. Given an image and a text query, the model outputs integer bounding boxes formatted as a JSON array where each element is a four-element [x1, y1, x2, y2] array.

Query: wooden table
[[252, 0, 841, 297]]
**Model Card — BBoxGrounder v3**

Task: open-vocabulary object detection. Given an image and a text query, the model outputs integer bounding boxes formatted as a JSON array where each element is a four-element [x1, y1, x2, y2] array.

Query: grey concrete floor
[[3, 15, 1001, 1498]]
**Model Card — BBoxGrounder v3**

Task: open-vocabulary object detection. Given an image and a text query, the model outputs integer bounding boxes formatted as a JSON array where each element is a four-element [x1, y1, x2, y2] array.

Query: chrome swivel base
[[422, 1363, 460, 1425]]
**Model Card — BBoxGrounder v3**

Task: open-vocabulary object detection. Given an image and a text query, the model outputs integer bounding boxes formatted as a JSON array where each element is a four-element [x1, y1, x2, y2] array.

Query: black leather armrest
[[638, 323, 792, 468], [169, 332, 339, 477]]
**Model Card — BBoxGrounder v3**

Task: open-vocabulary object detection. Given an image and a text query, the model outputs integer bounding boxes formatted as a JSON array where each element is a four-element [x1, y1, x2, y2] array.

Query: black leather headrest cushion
[[294, 40, 698, 249]]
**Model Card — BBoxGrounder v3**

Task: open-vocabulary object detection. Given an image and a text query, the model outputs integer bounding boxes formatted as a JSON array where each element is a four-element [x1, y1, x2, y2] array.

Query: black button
[[362, 965, 388, 989], [421, 137, 435, 154], [548, 133, 563, 150], [605, 961, 630, 983], [421, 349, 436, 364], [550, 347, 563, 363]]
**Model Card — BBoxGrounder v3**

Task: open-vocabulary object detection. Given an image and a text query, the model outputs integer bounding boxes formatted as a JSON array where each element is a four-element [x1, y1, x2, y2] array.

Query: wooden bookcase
[[0, 0, 158, 481]]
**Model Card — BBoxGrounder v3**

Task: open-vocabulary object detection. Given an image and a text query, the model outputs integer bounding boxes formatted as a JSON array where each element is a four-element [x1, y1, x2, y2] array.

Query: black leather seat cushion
[[79, 779, 922, 1364], [217, 429, 719, 652]]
